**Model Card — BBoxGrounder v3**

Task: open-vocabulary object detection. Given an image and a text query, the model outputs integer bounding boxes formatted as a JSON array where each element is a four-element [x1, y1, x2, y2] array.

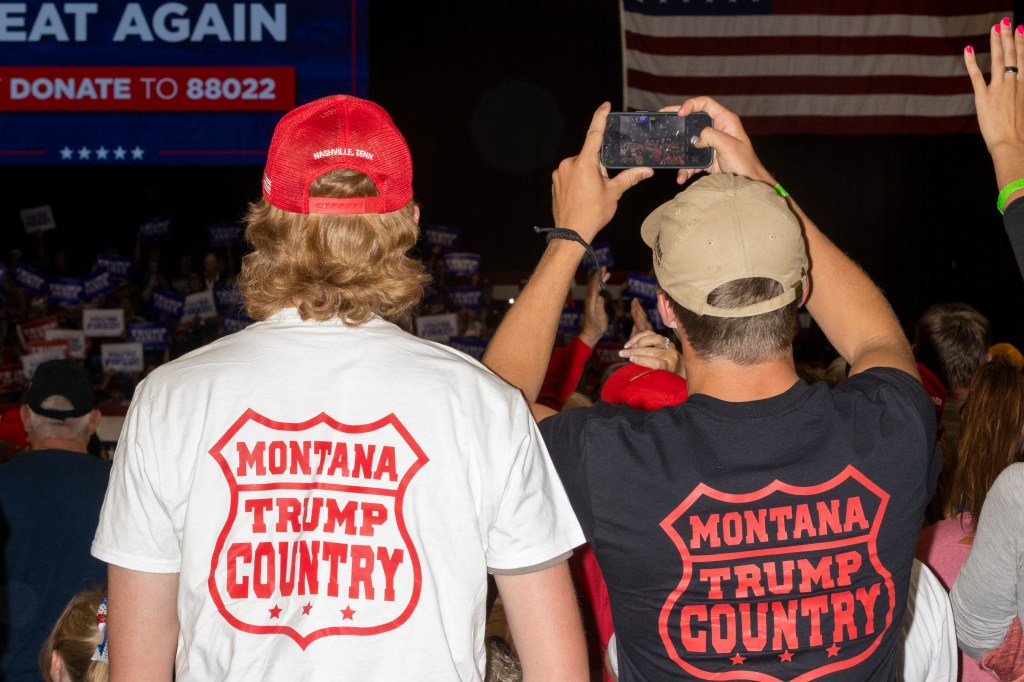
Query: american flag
[[622, 0, 1010, 134]]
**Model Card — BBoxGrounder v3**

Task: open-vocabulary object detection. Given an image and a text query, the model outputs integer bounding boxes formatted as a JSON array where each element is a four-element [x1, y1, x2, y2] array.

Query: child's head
[[40, 588, 108, 682]]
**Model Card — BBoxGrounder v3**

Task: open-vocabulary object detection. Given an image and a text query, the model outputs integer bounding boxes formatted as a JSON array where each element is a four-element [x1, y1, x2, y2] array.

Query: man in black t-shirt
[[484, 99, 939, 681]]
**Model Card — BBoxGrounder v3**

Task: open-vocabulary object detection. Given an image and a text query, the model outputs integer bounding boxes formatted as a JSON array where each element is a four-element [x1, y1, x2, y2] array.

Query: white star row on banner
[[58, 145, 146, 161]]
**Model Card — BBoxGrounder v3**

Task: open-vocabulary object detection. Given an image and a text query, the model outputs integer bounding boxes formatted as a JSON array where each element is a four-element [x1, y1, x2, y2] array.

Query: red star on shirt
[[268, 605, 282, 619], [780, 650, 794, 662], [730, 653, 745, 665], [341, 605, 356, 620], [302, 602, 313, 615], [827, 644, 841, 658]]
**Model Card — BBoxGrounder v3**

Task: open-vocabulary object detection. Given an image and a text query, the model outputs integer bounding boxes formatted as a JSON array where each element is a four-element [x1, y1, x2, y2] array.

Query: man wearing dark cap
[[485, 99, 939, 680], [0, 360, 109, 681], [92, 96, 587, 681]]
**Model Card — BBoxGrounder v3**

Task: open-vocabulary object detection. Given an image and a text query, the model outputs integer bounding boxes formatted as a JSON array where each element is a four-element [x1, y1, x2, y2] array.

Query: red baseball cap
[[262, 95, 413, 215], [601, 363, 688, 410]]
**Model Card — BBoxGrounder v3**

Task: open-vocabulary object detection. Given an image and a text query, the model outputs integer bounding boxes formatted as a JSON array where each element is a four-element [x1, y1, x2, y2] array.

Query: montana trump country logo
[[207, 410, 428, 649], [659, 466, 895, 681]]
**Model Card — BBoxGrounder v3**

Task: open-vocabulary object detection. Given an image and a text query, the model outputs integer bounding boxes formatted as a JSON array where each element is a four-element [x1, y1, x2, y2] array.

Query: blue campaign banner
[[128, 322, 169, 350], [208, 222, 244, 247], [581, 241, 615, 272], [448, 286, 483, 310], [151, 287, 185, 319], [448, 336, 487, 361], [422, 225, 460, 251], [626, 273, 658, 303], [14, 262, 47, 294], [213, 283, 243, 311], [83, 269, 115, 299], [0, 1, 368, 166], [443, 253, 480, 279], [96, 253, 134, 281], [48, 277, 85, 306], [139, 215, 173, 242], [558, 307, 581, 336]]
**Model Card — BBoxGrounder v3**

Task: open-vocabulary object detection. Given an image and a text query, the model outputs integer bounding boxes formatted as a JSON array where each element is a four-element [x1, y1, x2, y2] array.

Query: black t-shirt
[[541, 367, 939, 681]]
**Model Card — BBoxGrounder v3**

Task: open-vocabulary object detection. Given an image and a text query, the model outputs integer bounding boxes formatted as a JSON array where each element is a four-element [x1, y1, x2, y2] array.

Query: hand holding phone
[[601, 112, 714, 170]]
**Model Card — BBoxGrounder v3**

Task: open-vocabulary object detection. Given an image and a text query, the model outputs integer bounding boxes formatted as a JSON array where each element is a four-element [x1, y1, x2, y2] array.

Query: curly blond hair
[[238, 169, 429, 324]]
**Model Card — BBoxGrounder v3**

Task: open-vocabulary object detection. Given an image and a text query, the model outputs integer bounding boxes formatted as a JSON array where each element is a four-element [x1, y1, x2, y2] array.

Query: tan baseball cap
[[641, 173, 808, 318]]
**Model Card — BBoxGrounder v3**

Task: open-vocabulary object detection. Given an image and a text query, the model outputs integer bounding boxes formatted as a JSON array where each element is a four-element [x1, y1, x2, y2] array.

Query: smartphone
[[601, 112, 714, 169]]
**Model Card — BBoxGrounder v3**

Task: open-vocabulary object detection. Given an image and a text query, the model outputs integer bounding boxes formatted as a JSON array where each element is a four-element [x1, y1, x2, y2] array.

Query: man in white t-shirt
[[91, 95, 587, 681]]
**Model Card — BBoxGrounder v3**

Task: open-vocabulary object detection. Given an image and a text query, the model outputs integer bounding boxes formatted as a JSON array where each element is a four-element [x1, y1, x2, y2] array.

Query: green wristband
[[773, 183, 789, 198], [997, 178, 1024, 214]]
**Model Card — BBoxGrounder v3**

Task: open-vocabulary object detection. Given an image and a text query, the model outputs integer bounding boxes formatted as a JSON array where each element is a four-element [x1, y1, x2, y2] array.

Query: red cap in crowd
[[601, 363, 688, 410]]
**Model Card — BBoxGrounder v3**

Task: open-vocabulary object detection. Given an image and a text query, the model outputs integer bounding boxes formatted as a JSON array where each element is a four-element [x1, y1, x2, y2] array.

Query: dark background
[[4, 1, 1023, 349]]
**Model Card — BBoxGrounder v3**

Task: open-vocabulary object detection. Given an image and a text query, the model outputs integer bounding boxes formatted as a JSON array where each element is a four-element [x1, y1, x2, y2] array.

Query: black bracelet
[[533, 226, 607, 290]]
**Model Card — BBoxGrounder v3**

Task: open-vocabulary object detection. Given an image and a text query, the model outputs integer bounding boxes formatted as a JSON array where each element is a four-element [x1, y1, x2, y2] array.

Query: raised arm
[[965, 19, 1024, 277], [676, 97, 916, 378], [482, 103, 651, 419]]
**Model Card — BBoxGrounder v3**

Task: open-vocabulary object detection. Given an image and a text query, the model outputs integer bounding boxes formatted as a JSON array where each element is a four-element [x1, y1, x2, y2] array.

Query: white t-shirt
[[92, 310, 584, 681], [899, 560, 957, 682]]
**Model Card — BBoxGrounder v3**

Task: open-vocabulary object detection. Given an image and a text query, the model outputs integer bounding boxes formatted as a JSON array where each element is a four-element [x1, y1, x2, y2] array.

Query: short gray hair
[[28, 396, 92, 441]]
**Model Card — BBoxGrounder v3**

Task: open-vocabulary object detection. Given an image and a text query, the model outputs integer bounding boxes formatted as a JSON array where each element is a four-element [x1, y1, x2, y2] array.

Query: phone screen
[[601, 112, 714, 169]]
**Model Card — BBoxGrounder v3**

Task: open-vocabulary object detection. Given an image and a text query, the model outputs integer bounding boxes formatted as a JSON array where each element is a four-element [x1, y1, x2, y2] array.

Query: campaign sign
[[101, 342, 144, 373], [14, 262, 47, 295], [448, 286, 483, 310], [0, 363, 26, 393], [128, 322, 169, 351], [20, 347, 68, 378], [422, 225, 460, 251], [184, 289, 218, 320], [16, 316, 60, 350], [414, 313, 458, 344], [448, 336, 488, 361], [28, 338, 70, 359], [208, 222, 245, 247], [96, 253, 134, 281], [658, 467, 894, 679], [19, 204, 56, 233], [139, 215, 173, 242], [0, 1, 368, 166], [443, 252, 480, 279], [207, 410, 427, 647], [48, 277, 85, 306], [592, 341, 624, 372], [558, 308, 581, 337], [626, 274, 658, 303], [84, 308, 125, 337], [44, 329, 87, 359], [214, 283, 243, 312], [83, 269, 115, 300], [222, 311, 254, 335], [151, 287, 185, 319]]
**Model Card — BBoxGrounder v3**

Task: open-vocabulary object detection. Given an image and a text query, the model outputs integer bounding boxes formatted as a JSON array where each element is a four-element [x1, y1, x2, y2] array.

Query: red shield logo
[[207, 409, 428, 649], [658, 466, 895, 681]]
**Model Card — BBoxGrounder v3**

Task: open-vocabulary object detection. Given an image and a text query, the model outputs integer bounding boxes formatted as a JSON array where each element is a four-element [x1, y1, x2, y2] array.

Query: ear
[[413, 204, 421, 225], [656, 290, 678, 329], [87, 409, 102, 435], [50, 650, 65, 681], [19, 404, 31, 430]]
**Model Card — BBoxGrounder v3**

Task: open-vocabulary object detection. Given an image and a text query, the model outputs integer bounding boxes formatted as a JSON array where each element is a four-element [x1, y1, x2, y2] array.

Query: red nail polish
[[1017, 25, 1023, 36], [1003, 16, 1011, 26], [966, 45, 974, 55], [995, 23, 1001, 34]]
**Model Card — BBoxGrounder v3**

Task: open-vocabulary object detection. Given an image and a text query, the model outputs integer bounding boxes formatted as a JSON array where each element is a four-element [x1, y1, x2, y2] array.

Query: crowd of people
[[3, 18, 1024, 682]]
